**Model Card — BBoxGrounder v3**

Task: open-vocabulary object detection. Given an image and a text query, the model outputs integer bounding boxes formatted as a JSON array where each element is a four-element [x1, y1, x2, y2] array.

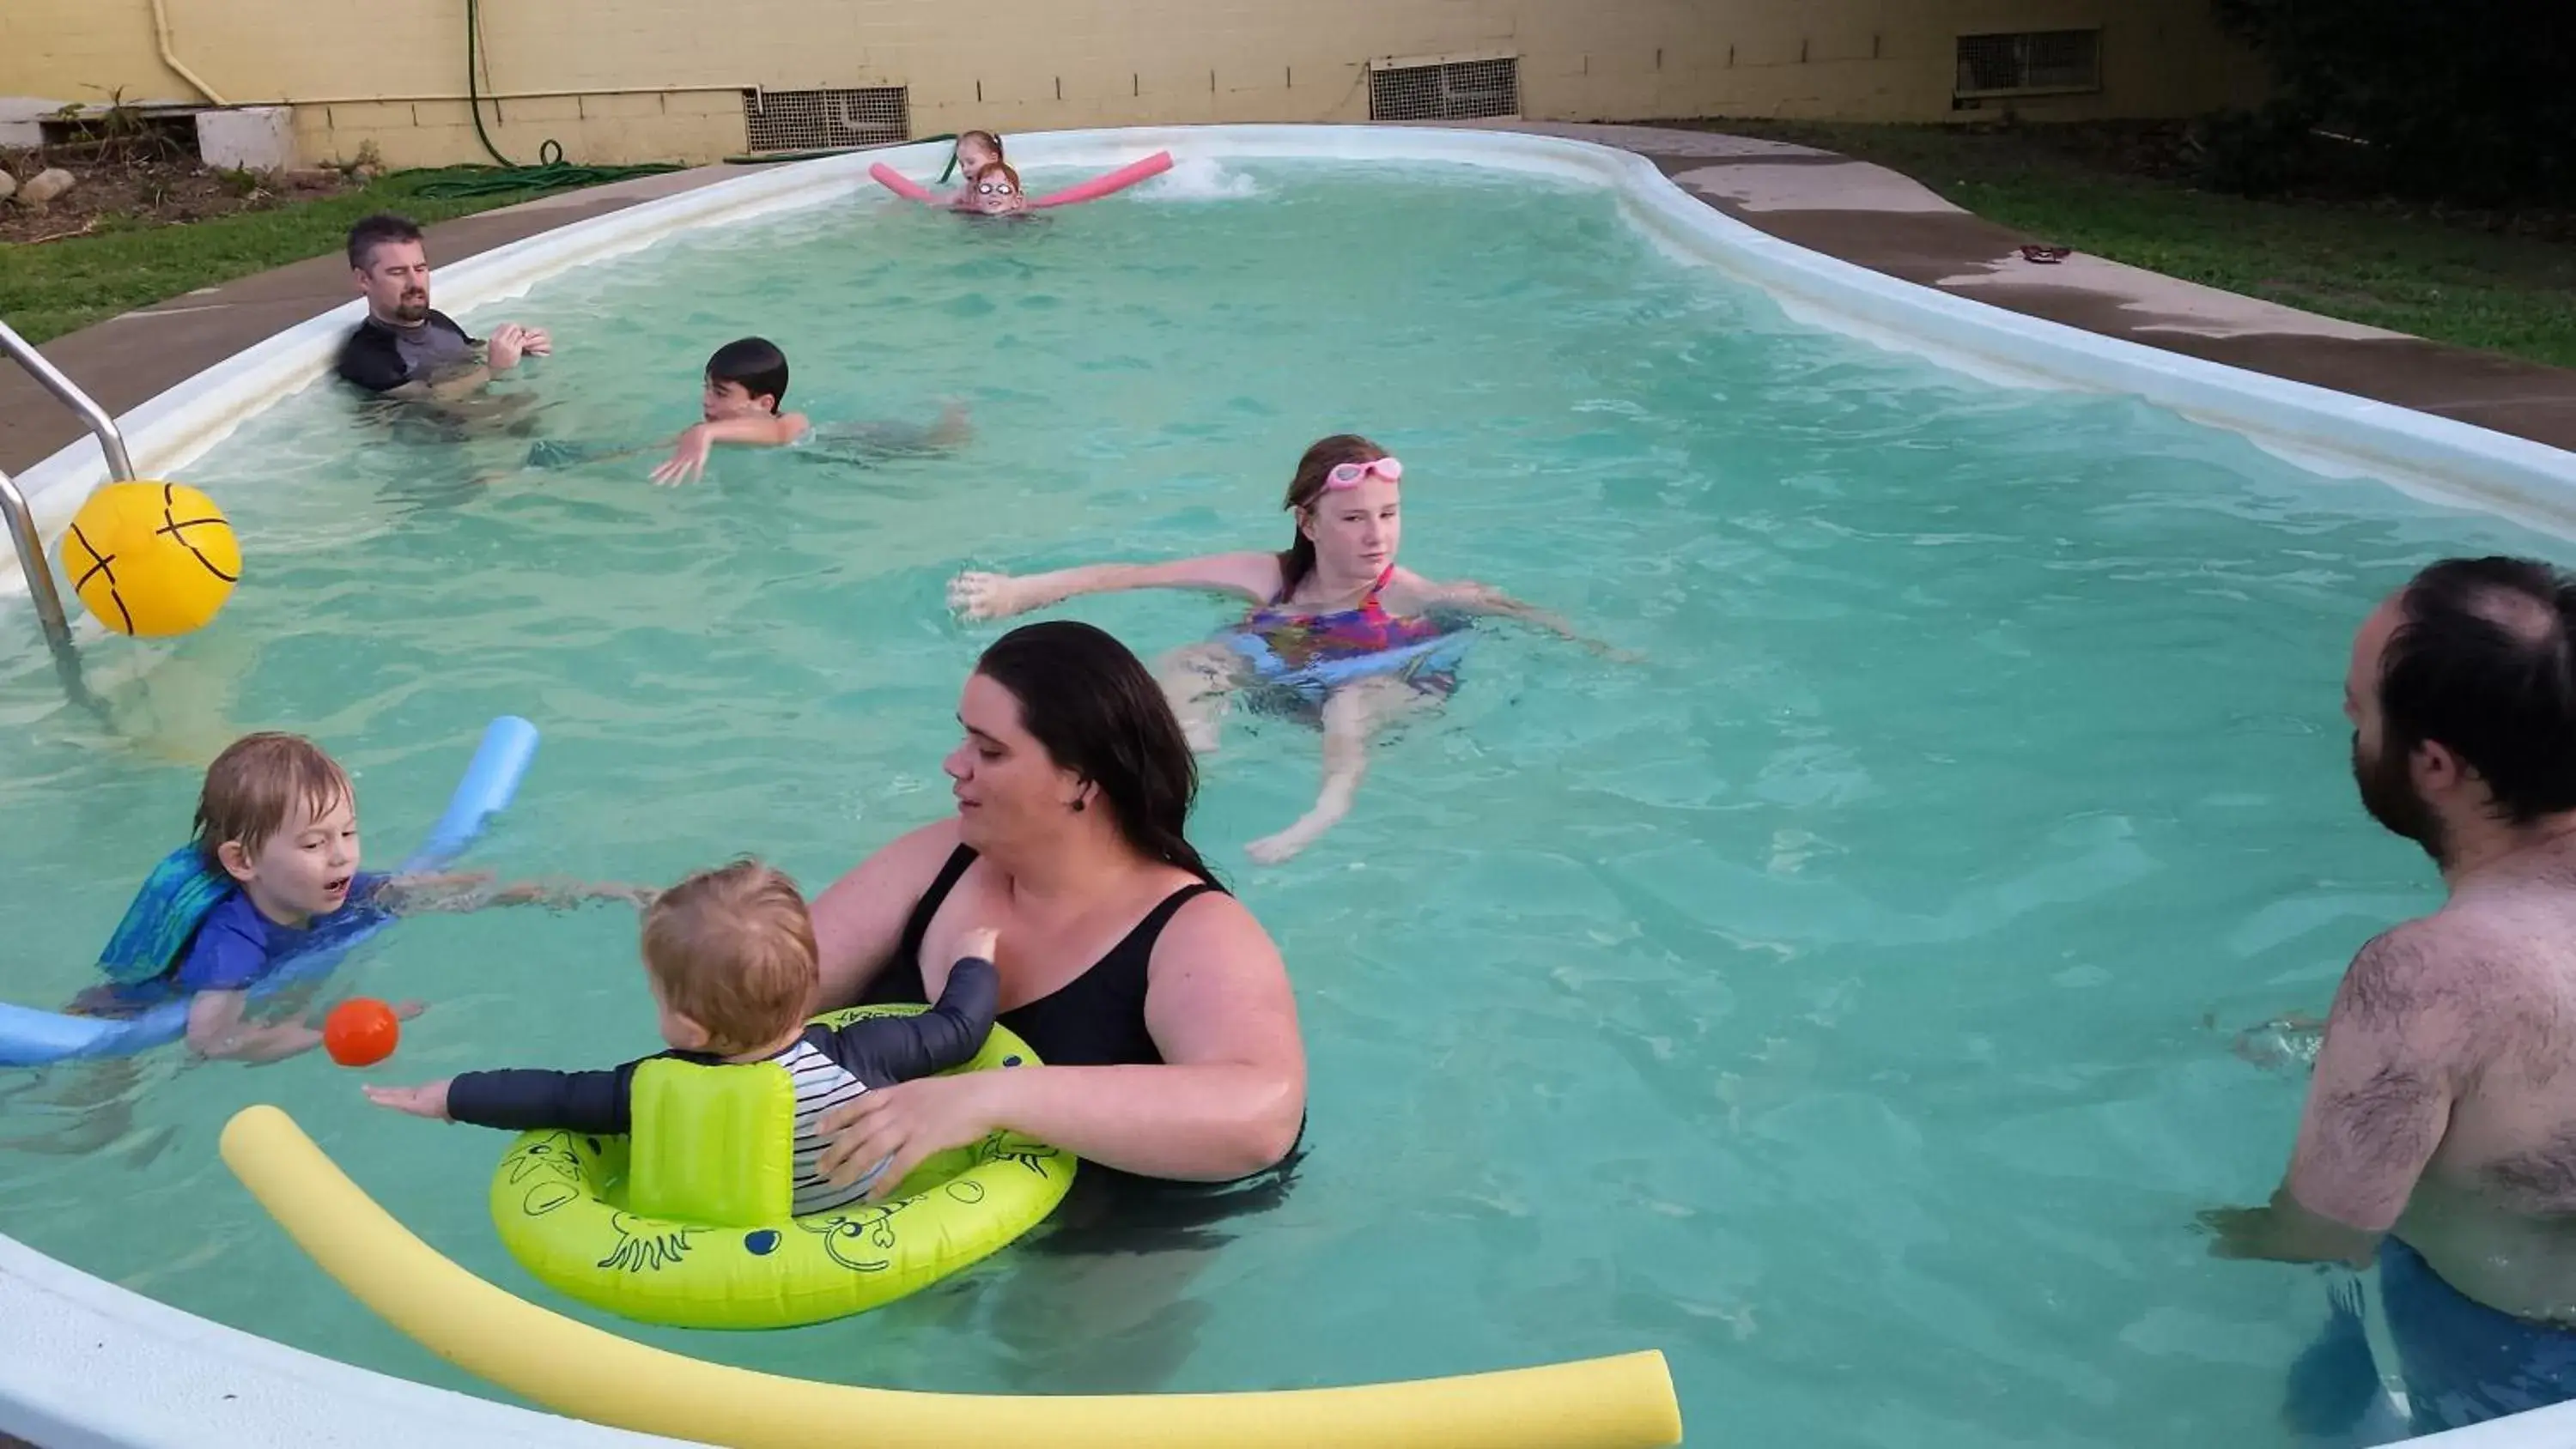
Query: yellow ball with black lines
[[57, 481, 240, 637]]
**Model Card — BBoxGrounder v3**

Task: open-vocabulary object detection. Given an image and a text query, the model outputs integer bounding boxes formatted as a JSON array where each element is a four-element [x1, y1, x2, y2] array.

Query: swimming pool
[[3, 129, 2573, 1446]]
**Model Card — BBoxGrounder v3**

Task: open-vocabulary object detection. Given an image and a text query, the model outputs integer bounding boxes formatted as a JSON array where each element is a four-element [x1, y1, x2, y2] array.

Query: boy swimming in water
[[647, 337, 973, 485], [367, 859, 999, 1215], [70, 731, 638, 1062]]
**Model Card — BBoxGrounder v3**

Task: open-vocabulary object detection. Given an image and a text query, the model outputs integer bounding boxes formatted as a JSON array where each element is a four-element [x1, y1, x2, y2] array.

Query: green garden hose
[[720, 133, 959, 169], [409, 0, 683, 197]]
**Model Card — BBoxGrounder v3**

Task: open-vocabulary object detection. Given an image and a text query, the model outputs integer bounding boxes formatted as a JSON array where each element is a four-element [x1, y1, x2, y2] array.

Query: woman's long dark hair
[[976, 621, 1217, 884], [1274, 433, 1390, 601]]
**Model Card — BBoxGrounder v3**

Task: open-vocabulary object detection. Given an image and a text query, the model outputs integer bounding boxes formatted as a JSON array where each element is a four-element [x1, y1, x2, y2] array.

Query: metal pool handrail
[[0, 464, 70, 648], [1, 318, 137, 480], [0, 315, 137, 652]]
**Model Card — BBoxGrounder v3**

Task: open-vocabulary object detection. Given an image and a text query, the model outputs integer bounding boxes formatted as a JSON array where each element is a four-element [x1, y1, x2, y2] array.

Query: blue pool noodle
[[0, 716, 540, 1068]]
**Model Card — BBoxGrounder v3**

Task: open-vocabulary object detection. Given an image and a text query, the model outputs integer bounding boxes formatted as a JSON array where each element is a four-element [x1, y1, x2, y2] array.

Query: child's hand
[[363, 1077, 452, 1120], [958, 927, 999, 962], [947, 571, 1025, 621], [483, 878, 655, 910], [556, 880, 658, 910], [652, 425, 715, 487]]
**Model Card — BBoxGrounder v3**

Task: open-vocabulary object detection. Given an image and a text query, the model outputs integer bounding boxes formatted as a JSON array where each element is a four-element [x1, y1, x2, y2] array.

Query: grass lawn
[[1685, 120, 2576, 370], [0, 172, 556, 344]]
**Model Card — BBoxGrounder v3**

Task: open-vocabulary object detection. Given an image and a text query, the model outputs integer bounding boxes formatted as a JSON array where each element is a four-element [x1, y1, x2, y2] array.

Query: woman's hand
[[947, 571, 1030, 622], [814, 1071, 1003, 1200]]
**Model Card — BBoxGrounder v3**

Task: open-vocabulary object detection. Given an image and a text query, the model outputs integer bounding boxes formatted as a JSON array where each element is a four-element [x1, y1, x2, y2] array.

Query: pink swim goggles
[[1323, 457, 1402, 489]]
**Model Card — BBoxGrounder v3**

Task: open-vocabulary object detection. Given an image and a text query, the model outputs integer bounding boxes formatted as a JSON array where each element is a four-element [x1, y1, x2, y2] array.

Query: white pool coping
[[4, 124, 2575, 1447], [13, 123, 2576, 553], [0, 1233, 702, 1449]]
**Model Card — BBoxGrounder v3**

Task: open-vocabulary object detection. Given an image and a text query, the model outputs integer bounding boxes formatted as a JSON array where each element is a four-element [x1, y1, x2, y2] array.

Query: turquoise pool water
[[0, 158, 2559, 1445]]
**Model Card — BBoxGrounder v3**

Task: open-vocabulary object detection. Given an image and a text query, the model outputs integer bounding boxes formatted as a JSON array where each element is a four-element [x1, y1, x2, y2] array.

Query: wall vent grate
[[1954, 31, 2101, 98], [740, 86, 908, 154], [1368, 57, 1519, 121]]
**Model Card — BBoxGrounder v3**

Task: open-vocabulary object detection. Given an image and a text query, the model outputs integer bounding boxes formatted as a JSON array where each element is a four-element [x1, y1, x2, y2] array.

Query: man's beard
[[2354, 731, 2447, 865], [392, 291, 429, 324]]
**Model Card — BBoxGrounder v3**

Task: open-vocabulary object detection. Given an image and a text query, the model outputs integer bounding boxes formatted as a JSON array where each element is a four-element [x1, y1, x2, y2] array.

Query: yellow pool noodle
[[219, 1105, 1684, 1449]]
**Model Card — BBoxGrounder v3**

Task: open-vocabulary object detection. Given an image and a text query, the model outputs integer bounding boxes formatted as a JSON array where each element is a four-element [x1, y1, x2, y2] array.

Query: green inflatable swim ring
[[489, 1004, 1075, 1330]]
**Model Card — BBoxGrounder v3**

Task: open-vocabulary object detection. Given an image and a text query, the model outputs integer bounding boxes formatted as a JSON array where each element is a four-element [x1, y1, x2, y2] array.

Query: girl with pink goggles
[[1323, 457, 1402, 489]]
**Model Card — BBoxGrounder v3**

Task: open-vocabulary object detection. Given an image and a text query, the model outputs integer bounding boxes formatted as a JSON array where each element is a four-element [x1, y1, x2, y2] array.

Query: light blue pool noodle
[[1302, 632, 1470, 687], [1223, 629, 1472, 691], [0, 716, 540, 1069]]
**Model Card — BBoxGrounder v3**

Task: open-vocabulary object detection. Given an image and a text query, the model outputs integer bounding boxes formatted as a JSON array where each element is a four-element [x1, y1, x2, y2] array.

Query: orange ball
[[323, 997, 402, 1067]]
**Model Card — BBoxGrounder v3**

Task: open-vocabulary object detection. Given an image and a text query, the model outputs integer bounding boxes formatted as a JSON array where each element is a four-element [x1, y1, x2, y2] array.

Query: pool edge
[[5, 122, 2576, 1447], [8, 124, 2573, 571], [0, 1231, 702, 1449]]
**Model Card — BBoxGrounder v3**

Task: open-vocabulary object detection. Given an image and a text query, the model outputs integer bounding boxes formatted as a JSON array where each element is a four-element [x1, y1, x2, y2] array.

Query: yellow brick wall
[[1, 0, 2262, 167]]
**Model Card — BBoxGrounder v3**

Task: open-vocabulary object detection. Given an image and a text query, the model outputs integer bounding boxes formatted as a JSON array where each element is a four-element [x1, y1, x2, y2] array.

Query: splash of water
[[1146, 156, 1261, 200]]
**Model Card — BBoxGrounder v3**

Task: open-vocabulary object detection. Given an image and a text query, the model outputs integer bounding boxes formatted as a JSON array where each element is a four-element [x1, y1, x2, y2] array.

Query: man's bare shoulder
[[2337, 908, 2552, 1048], [2421, 884, 2576, 969]]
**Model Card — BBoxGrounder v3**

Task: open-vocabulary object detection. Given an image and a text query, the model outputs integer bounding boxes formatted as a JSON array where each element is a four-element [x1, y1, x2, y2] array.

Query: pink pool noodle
[[867, 162, 941, 203], [867, 152, 1175, 209], [1029, 150, 1175, 208]]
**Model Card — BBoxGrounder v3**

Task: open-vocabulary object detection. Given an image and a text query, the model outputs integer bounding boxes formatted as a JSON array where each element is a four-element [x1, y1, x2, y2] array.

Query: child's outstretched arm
[[651, 413, 813, 486], [189, 990, 424, 1064], [368, 1058, 649, 1131], [817, 931, 1001, 1082], [378, 873, 654, 916], [186, 988, 322, 1062], [1419, 579, 1639, 661], [948, 552, 1279, 621]]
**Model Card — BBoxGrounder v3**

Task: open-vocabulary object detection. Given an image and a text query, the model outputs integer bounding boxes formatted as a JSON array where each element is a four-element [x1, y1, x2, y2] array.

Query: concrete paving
[[1498, 121, 2576, 452]]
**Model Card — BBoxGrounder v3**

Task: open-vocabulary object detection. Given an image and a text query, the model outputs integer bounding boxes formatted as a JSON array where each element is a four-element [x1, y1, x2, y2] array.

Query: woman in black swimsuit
[[805, 620, 1306, 1197]]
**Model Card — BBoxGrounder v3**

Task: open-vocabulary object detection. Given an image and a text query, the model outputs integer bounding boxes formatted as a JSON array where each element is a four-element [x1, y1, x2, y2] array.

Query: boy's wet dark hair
[[707, 336, 790, 413], [346, 213, 424, 271]]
